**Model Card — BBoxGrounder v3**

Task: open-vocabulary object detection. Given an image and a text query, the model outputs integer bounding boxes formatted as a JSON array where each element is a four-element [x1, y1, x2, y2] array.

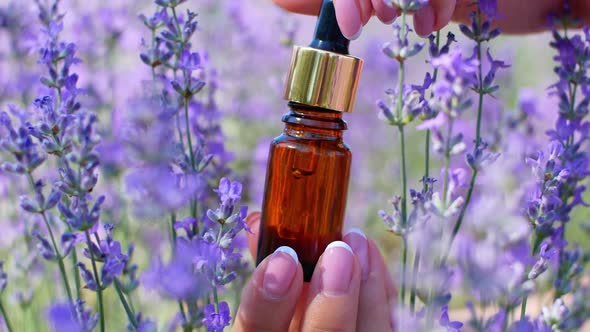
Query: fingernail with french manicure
[[262, 246, 298, 299], [320, 241, 354, 295], [344, 228, 369, 281]]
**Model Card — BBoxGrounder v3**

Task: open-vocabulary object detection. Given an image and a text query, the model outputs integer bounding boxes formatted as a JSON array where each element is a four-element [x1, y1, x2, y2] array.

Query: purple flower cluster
[[385, 0, 429, 11], [0, 1, 150, 331], [518, 10, 590, 319], [143, 178, 248, 330], [129, 2, 249, 329], [1, 0, 590, 330], [48, 300, 98, 332]]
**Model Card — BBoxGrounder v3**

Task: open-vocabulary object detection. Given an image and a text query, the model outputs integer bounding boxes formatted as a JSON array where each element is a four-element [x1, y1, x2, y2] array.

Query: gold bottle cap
[[284, 45, 363, 113]]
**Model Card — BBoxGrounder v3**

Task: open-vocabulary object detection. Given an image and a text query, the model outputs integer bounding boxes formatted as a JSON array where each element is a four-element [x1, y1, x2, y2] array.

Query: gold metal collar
[[283, 46, 363, 113]]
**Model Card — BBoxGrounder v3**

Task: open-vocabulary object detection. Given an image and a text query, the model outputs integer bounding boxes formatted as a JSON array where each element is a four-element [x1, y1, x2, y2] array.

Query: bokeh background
[[0, 0, 588, 330]]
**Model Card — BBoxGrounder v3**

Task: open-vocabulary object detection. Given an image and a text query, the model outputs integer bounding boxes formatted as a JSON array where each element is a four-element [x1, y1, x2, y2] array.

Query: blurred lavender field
[[0, 0, 589, 331]]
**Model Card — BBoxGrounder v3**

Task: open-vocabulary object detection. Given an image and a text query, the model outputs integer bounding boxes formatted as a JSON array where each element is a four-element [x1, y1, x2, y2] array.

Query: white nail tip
[[344, 227, 367, 239], [326, 241, 354, 254], [274, 246, 298, 263], [346, 27, 362, 41], [384, 17, 397, 25]]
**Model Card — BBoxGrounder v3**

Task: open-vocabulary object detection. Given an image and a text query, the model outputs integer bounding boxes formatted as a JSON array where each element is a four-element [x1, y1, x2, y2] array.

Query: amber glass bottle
[[255, 0, 363, 281], [256, 103, 352, 280]]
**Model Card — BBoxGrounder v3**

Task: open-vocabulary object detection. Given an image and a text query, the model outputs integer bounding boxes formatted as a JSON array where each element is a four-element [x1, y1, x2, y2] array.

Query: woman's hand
[[232, 212, 396, 332], [271, 0, 590, 39]]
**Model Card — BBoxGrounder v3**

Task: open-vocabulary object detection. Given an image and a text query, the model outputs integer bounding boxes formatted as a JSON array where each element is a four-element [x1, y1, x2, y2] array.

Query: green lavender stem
[[0, 300, 13, 332], [520, 230, 539, 320], [444, 7, 485, 261], [442, 169, 478, 264], [213, 225, 224, 311], [85, 230, 105, 332], [42, 212, 74, 303], [183, 98, 196, 170], [442, 119, 455, 205], [178, 301, 190, 332], [151, 28, 156, 80], [170, 213, 177, 246], [27, 173, 74, 303], [114, 279, 138, 331], [71, 246, 81, 300], [395, 10, 409, 306], [520, 297, 528, 320], [409, 250, 420, 313], [413, 31, 440, 313]]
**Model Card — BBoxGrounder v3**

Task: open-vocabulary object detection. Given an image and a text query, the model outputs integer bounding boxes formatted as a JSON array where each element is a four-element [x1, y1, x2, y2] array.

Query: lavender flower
[[47, 300, 98, 332], [133, 312, 157, 332], [202, 302, 231, 332], [382, 24, 425, 62], [539, 298, 570, 330], [528, 241, 558, 280], [142, 236, 212, 300], [0, 261, 6, 293], [439, 305, 463, 332], [385, 0, 429, 11]]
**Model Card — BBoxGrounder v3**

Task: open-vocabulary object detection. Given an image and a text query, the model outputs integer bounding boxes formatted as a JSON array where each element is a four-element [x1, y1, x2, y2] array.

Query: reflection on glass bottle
[[255, 0, 363, 281], [257, 105, 352, 280]]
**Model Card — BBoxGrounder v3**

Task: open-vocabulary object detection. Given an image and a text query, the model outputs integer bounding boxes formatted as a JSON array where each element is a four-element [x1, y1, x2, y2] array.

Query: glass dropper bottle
[[256, 0, 364, 281]]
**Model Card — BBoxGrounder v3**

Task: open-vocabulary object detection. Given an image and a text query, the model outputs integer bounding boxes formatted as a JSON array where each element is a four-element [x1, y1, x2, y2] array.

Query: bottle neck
[[282, 102, 347, 140]]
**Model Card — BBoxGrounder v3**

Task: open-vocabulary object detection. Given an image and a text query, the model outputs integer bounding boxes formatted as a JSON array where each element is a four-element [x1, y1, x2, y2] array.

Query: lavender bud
[[0, 162, 26, 173], [60, 232, 77, 258], [0, 261, 6, 293], [19, 195, 41, 213], [32, 231, 57, 261], [77, 263, 98, 291], [45, 189, 62, 210], [528, 259, 548, 280]]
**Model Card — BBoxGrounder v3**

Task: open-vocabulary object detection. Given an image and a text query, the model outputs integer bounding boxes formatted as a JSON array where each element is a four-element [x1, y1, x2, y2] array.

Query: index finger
[[453, 0, 590, 34], [271, 0, 321, 15]]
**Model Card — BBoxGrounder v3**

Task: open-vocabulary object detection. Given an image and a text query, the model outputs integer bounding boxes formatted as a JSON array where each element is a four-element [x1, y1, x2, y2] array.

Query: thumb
[[245, 212, 261, 259], [233, 246, 303, 332]]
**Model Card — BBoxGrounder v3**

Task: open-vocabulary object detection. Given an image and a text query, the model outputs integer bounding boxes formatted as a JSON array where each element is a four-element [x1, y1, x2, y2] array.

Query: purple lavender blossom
[[382, 24, 425, 63], [439, 305, 463, 332], [47, 300, 98, 332], [528, 241, 558, 280], [202, 301, 231, 332], [142, 238, 212, 300], [0, 261, 6, 293], [479, 0, 499, 18], [385, 0, 429, 11]]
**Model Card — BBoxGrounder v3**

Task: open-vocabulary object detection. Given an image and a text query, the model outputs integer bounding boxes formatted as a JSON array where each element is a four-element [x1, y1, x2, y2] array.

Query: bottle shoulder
[[271, 133, 351, 153]]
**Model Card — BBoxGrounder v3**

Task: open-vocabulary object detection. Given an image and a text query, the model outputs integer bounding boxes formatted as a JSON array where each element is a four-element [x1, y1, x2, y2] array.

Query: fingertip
[[334, 0, 363, 40], [246, 212, 260, 259], [271, 0, 322, 15], [300, 241, 361, 332], [368, 239, 397, 300], [414, 3, 435, 37], [234, 247, 303, 331], [261, 247, 302, 300], [431, 0, 456, 31], [372, 0, 399, 24], [245, 211, 261, 227]]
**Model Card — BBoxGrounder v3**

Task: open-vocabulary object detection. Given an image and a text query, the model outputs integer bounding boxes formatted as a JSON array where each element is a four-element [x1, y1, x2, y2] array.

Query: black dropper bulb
[[308, 0, 350, 55]]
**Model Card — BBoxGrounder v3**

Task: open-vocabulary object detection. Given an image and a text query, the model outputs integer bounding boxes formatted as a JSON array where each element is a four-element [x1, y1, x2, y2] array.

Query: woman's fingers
[[273, 0, 590, 38], [271, 0, 320, 15], [300, 241, 362, 332], [414, 0, 456, 37], [453, 0, 590, 34], [344, 229, 395, 332], [334, 0, 363, 39], [372, 0, 399, 24], [245, 212, 261, 259], [233, 246, 303, 332]]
